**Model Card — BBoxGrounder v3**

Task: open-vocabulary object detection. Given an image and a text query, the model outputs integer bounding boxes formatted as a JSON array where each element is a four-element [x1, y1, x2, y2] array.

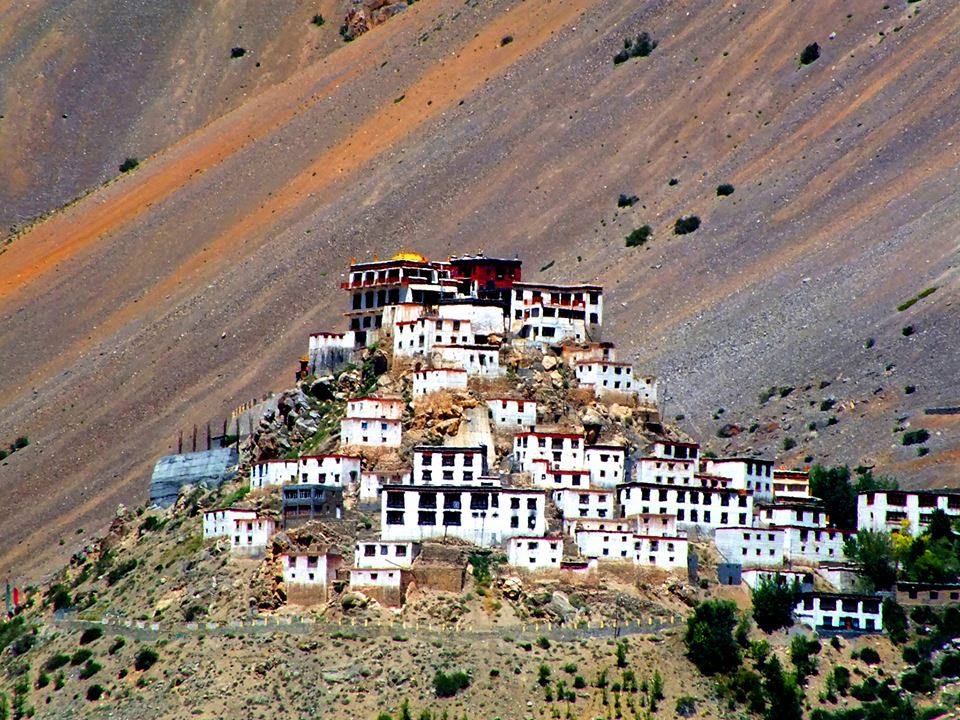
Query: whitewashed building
[[412, 368, 468, 398], [634, 456, 697, 486], [437, 300, 508, 336], [432, 343, 503, 377], [650, 440, 700, 462], [380, 485, 547, 545], [574, 361, 657, 403], [634, 534, 688, 569], [506, 536, 564, 571], [575, 529, 634, 560], [703, 458, 775, 501], [585, 445, 626, 487], [513, 431, 585, 473], [794, 593, 883, 633], [393, 316, 475, 358], [714, 527, 786, 566], [552, 488, 615, 519], [628, 513, 678, 537], [756, 500, 828, 529], [857, 489, 960, 536], [782, 526, 850, 564], [510, 282, 604, 344], [249, 454, 362, 490], [203, 508, 258, 539], [348, 567, 411, 606], [280, 549, 343, 603], [561, 341, 616, 367], [486, 398, 537, 430], [230, 515, 277, 557], [617, 482, 754, 532], [340, 396, 404, 448], [355, 540, 420, 568], [359, 469, 412, 504], [563, 517, 632, 537], [308, 331, 359, 374], [412, 445, 490, 486], [772, 469, 811, 499], [530, 459, 591, 490], [741, 568, 813, 591]]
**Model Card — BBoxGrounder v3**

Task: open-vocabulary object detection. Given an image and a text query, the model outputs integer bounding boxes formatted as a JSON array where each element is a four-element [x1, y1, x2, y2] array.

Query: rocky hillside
[[1, 0, 959, 581]]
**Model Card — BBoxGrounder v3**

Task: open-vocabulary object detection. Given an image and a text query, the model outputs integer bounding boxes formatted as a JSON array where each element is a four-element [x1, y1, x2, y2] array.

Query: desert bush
[[86, 684, 105, 701], [614, 31, 657, 63], [79, 627, 103, 645], [230, 47, 246, 58], [134, 647, 159, 672], [538, 664, 551, 686], [118, 158, 139, 173], [674, 216, 701, 235], [799, 43, 820, 65], [108, 636, 125, 655], [107, 558, 137, 585], [70, 648, 93, 666], [858, 647, 881, 665], [311, 14, 325, 26], [78, 660, 102, 680], [675, 695, 697, 717], [617, 194, 638, 207], [902, 429, 929, 446], [684, 600, 740, 675], [433, 669, 470, 697], [625, 225, 653, 247], [716, 183, 735, 196], [45, 653, 70, 672], [752, 575, 800, 632]]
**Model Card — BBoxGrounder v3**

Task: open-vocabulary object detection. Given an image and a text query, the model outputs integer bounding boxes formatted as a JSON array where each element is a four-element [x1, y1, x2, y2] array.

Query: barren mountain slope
[[1, 0, 959, 582], [0, 0, 351, 231]]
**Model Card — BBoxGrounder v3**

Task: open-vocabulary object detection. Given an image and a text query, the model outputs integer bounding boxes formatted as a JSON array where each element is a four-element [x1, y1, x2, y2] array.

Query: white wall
[[355, 541, 420, 568], [514, 432, 584, 473], [413, 446, 488, 485], [585, 446, 625, 487], [437, 302, 507, 336], [281, 552, 339, 586], [575, 530, 633, 560], [230, 517, 276, 556], [412, 369, 468, 398], [552, 488, 614, 519], [506, 536, 563, 571], [432, 344, 504, 377], [618, 482, 754, 532], [634, 535, 688, 569], [634, 457, 697, 486], [714, 527, 785, 566], [857, 490, 960, 536], [794, 594, 883, 633], [704, 459, 774, 501], [203, 508, 257, 539], [486, 398, 537, 430], [250, 455, 362, 490], [530, 459, 590, 490], [340, 417, 402, 447]]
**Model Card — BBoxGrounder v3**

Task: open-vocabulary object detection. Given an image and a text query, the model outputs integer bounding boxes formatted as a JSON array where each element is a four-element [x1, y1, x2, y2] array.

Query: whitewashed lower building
[[203, 508, 258, 539], [380, 485, 547, 546], [486, 398, 537, 430], [703, 458, 775, 502], [617, 482, 754, 532], [628, 513, 678, 538], [249, 454, 362, 490], [393, 316, 474, 358], [359, 469, 412, 504], [563, 517, 632, 537], [355, 540, 420, 568], [574, 361, 657, 403], [714, 527, 785, 566], [432, 344, 503, 377], [552, 488, 614, 519], [506, 536, 564, 571], [634, 534, 688, 569], [742, 568, 813, 591], [650, 440, 700, 462], [794, 593, 883, 633], [634, 456, 696, 486], [340, 417, 403, 448], [530, 459, 590, 490], [756, 500, 828, 529], [412, 368, 468, 398], [857, 489, 960, 536], [513, 431, 585, 474], [773, 469, 811, 499], [413, 445, 489, 485], [585, 445, 626, 487], [230, 515, 277, 557], [349, 567, 411, 607], [308, 331, 359, 374], [782, 526, 850, 564], [280, 549, 343, 603], [575, 529, 634, 560]]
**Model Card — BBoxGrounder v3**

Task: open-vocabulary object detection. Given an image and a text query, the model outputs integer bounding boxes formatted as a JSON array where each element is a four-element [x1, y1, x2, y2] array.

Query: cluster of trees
[[808, 465, 896, 531], [845, 508, 960, 590]]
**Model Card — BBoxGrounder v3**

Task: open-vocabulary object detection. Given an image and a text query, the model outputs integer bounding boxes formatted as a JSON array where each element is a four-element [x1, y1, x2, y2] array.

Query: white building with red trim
[[857, 489, 960, 537], [650, 440, 700, 462], [627, 513, 678, 537], [280, 549, 343, 603], [393, 316, 475, 358], [412, 445, 490, 486], [552, 487, 614, 519], [585, 445, 626, 487], [486, 398, 537, 430], [756, 500, 828, 528], [412, 368, 468, 399], [230, 515, 276, 557], [203, 508, 258, 539], [617, 481, 754, 532], [510, 282, 604, 344], [340, 396, 405, 448], [703, 458, 775, 501], [715, 526, 786, 566], [530, 459, 590, 490], [506, 536, 564, 571], [634, 455, 697, 486], [634, 534, 688, 569], [431, 343, 503, 377], [513, 431, 585, 473], [359, 469, 411, 504], [574, 361, 657, 403], [772, 468, 811, 499]]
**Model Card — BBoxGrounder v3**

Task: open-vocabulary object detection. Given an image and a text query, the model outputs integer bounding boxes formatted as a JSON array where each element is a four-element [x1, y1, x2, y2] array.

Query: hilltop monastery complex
[[202, 252, 960, 633]]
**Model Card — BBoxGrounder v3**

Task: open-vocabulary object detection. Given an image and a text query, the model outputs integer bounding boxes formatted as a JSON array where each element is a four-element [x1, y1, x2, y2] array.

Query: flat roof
[[382, 484, 545, 494], [413, 445, 485, 453], [514, 282, 603, 291]]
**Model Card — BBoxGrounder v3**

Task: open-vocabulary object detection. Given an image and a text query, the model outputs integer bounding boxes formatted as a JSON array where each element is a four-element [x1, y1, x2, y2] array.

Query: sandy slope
[[1, 0, 959, 582]]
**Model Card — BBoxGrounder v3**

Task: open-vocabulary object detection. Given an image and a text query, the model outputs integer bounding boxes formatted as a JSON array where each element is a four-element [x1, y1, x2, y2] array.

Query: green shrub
[[35, 671, 50, 690], [536, 636, 550, 649], [858, 647, 880, 665], [900, 660, 935, 693], [782, 437, 797, 451], [47, 584, 72, 610], [538, 664, 551, 686], [716, 183, 735, 197], [799, 42, 820, 65], [230, 47, 246, 58], [45, 653, 70, 672], [70, 648, 93, 666], [78, 660, 102, 680], [613, 31, 657, 63], [902, 325, 915, 336], [12, 437, 28, 450], [108, 637, 125, 655], [938, 651, 960, 678], [86, 684, 105, 701], [573, 675, 586, 689], [311, 14, 325, 26], [674, 216, 701, 235], [826, 665, 850, 695], [107, 558, 137, 585], [617, 194, 638, 208], [616, 640, 628, 667], [625, 225, 653, 247], [433, 669, 470, 697], [79, 627, 103, 645], [819, 398, 835, 411], [752, 575, 799, 632], [902, 429, 929, 446], [118, 158, 139, 173], [134, 647, 159, 672]]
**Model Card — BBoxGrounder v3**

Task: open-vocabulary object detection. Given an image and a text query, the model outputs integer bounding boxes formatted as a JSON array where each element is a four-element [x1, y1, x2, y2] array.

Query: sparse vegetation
[[230, 47, 247, 58], [617, 193, 638, 208], [799, 42, 820, 65], [311, 14, 325, 26], [118, 158, 138, 173], [134, 647, 159, 672], [625, 225, 653, 247], [751, 575, 800, 633], [613, 31, 658, 64], [674, 216, 701, 235], [685, 600, 740, 675], [433, 669, 470, 697], [716, 183, 735, 197], [79, 627, 103, 645], [897, 286, 937, 311], [902, 429, 929, 445]]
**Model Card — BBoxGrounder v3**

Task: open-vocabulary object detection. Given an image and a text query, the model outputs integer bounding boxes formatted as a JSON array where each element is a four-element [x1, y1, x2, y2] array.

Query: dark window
[[386, 492, 405, 509], [419, 492, 437, 509], [418, 511, 436, 526], [443, 511, 462, 526], [386, 511, 403, 525]]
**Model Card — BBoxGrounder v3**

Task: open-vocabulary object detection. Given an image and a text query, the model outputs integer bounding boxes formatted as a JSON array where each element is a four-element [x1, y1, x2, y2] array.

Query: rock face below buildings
[[149, 448, 239, 508]]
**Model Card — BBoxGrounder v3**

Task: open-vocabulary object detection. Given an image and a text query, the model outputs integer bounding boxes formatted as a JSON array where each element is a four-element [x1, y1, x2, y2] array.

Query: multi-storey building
[[486, 398, 537, 430], [203, 508, 258, 539], [617, 481, 753, 532], [431, 343, 503, 377], [634, 456, 696, 486], [634, 534, 688, 569], [513, 431, 585, 473], [354, 540, 420, 568], [772, 468, 811, 499], [249, 454, 362, 490], [552, 488, 615, 519], [340, 396, 405, 448], [529, 459, 591, 490], [703, 458, 775, 501], [574, 361, 657, 404], [585, 445, 626, 487], [857, 489, 960, 536], [510, 282, 603, 344], [794, 593, 883, 633], [755, 500, 827, 528], [506, 536, 563, 571], [282, 485, 344, 528], [412, 445, 489, 486], [280, 549, 343, 603], [393, 316, 474, 358], [650, 440, 700, 462], [359, 469, 411, 504], [230, 515, 276, 557], [380, 485, 546, 546], [447, 254, 522, 304], [715, 527, 785, 566], [412, 368, 468, 398]]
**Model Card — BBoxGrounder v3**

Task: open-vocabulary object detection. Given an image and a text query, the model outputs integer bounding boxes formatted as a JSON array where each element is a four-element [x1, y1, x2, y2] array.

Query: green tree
[[684, 600, 740, 675], [927, 509, 954, 541], [844, 530, 897, 590], [808, 465, 856, 529], [762, 656, 802, 720], [882, 598, 909, 644], [751, 575, 800, 632]]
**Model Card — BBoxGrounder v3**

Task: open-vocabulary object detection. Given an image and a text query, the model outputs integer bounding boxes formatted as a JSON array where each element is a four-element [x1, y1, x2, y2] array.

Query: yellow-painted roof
[[391, 251, 428, 262]]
